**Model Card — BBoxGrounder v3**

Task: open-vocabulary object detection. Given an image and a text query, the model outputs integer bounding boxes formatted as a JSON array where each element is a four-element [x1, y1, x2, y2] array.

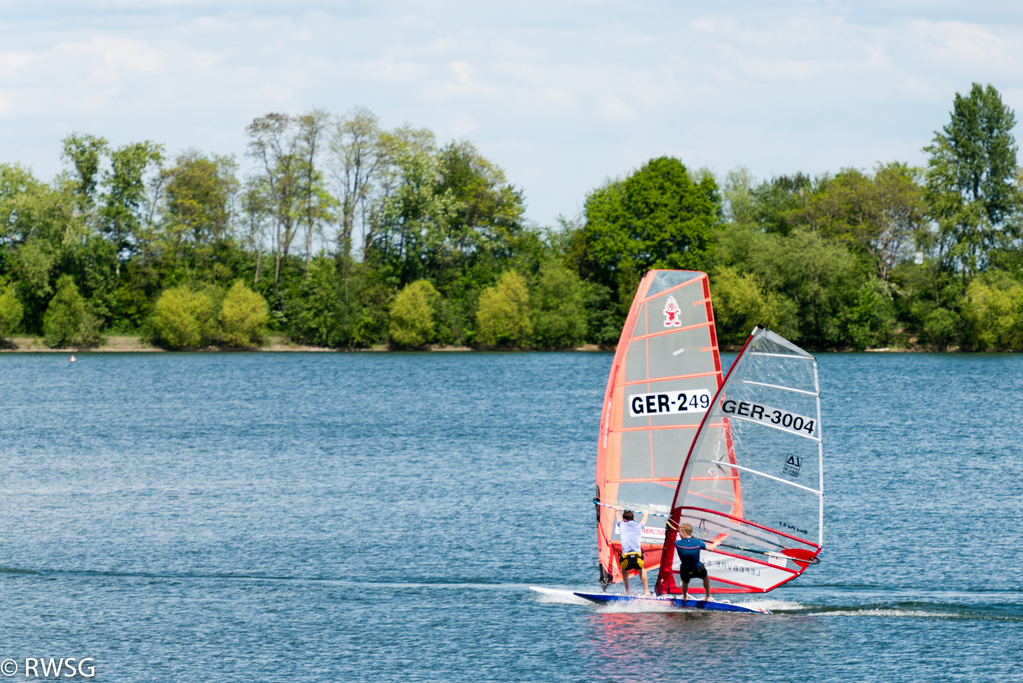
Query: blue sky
[[1, 1, 1021, 227]]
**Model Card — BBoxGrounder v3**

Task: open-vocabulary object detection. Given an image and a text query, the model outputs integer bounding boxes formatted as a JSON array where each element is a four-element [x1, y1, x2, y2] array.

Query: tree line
[[1, 84, 1021, 351]]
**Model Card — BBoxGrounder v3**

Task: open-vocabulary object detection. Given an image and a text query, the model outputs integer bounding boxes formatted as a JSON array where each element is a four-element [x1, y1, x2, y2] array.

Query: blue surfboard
[[573, 591, 769, 614]]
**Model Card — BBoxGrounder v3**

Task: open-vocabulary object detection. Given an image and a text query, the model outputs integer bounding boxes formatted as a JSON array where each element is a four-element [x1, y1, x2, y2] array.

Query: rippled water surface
[[1, 351, 1021, 681]]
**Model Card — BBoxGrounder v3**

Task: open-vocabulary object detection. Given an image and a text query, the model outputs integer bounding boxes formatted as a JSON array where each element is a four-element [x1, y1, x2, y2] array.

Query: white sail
[[656, 327, 824, 595]]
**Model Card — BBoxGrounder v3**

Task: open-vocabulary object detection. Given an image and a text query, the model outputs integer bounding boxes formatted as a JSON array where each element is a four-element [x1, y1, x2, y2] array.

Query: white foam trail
[[528, 587, 590, 605], [742, 598, 805, 611], [814, 608, 951, 619]]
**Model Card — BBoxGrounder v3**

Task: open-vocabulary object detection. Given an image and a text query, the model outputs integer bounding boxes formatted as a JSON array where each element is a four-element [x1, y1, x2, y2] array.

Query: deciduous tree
[[924, 83, 1021, 276], [100, 141, 164, 276], [43, 275, 100, 348], [219, 281, 269, 348], [150, 286, 216, 349], [161, 152, 238, 281], [787, 164, 925, 282], [246, 113, 302, 287], [0, 284, 23, 342], [389, 279, 441, 348], [531, 262, 586, 349], [61, 133, 107, 215], [330, 107, 382, 265], [577, 157, 721, 312], [366, 128, 459, 286], [476, 270, 532, 347]]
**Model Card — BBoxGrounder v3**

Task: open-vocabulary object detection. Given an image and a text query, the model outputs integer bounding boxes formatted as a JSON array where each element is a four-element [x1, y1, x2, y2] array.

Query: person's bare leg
[[622, 570, 631, 594], [703, 575, 712, 600], [681, 580, 689, 602], [640, 568, 650, 595]]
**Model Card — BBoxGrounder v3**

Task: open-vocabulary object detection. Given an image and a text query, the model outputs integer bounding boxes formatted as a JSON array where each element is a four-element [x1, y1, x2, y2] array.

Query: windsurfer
[[616, 509, 650, 594], [674, 523, 721, 601]]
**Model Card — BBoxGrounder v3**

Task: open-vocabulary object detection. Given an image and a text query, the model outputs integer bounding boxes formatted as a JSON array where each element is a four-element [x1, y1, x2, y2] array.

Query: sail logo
[[663, 296, 682, 327], [777, 520, 809, 535], [720, 399, 816, 437], [704, 559, 762, 577], [629, 390, 712, 416], [613, 524, 666, 543], [783, 455, 802, 478]]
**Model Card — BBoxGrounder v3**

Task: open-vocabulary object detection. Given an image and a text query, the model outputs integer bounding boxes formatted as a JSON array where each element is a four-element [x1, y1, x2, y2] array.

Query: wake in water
[[531, 585, 1023, 622], [529, 587, 592, 605]]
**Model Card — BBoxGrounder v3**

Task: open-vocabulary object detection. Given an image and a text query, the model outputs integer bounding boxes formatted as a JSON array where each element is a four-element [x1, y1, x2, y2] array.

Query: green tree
[[924, 83, 1021, 276], [366, 127, 460, 286], [0, 284, 23, 342], [61, 133, 108, 215], [748, 173, 815, 235], [921, 307, 964, 350], [963, 273, 1023, 350], [219, 281, 269, 348], [247, 111, 333, 286], [246, 113, 303, 287], [841, 278, 899, 350], [710, 265, 797, 346], [0, 166, 85, 334], [389, 279, 441, 348], [722, 167, 756, 226], [287, 256, 345, 346], [43, 275, 100, 348], [435, 141, 525, 278], [101, 141, 164, 276], [531, 262, 587, 349], [161, 152, 239, 281], [476, 270, 532, 347], [150, 286, 216, 349], [715, 225, 864, 347], [786, 164, 925, 282], [295, 110, 335, 269], [577, 157, 721, 314], [331, 107, 382, 265]]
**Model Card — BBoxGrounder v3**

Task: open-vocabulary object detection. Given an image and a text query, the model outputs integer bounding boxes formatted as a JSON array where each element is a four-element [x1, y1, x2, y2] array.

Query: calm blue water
[[1, 351, 1021, 682]]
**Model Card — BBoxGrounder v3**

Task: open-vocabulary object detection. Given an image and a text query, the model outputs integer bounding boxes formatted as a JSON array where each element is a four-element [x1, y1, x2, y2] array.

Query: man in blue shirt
[[617, 509, 650, 594], [674, 523, 722, 601]]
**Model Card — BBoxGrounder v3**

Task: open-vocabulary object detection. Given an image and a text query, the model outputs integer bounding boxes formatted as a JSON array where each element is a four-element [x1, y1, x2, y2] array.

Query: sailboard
[[653, 326, 824, 598], [572, 591, 768, 613], [593, 270, 725, 595]]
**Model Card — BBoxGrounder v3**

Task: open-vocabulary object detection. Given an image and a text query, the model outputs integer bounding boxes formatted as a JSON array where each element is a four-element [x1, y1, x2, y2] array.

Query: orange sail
[[594, 271, 726, 589]]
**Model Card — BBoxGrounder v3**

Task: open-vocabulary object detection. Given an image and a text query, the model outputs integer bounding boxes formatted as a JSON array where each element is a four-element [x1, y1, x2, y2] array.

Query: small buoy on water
[[69, 355, 76, 363]]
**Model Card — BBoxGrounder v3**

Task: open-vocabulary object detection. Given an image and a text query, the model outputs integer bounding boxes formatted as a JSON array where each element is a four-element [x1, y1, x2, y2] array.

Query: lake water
[[0, 351, 1021, 682]]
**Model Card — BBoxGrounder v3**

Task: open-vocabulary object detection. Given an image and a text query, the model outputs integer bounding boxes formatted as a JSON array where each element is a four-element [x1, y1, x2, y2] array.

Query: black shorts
[[620, 552, 644, 572], [679, 564, 707, 582]]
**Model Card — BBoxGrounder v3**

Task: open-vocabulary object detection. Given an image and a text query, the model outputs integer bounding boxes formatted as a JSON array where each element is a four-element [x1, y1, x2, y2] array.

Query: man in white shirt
[[617, 509, 650, 594]]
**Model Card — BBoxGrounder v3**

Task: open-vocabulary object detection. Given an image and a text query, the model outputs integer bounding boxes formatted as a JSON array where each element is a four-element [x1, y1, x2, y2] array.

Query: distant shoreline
[[0, 337, 999, 352]]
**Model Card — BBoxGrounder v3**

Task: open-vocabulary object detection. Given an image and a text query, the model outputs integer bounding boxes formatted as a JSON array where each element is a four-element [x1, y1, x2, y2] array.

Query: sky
[[1, 0, 1022, 228]]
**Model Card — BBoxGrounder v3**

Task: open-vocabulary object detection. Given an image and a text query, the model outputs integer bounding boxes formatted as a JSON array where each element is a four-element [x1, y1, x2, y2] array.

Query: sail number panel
[[720, 399, 817, 437], [628, 389, 713, 416]]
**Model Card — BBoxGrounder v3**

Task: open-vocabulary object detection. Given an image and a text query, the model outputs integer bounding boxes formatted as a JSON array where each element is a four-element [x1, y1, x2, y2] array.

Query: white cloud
[[905, 20, 1023, 74], [450, 60, 471, 86], [598, 95, 637, 123], [0, 2, 1020, 224]]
